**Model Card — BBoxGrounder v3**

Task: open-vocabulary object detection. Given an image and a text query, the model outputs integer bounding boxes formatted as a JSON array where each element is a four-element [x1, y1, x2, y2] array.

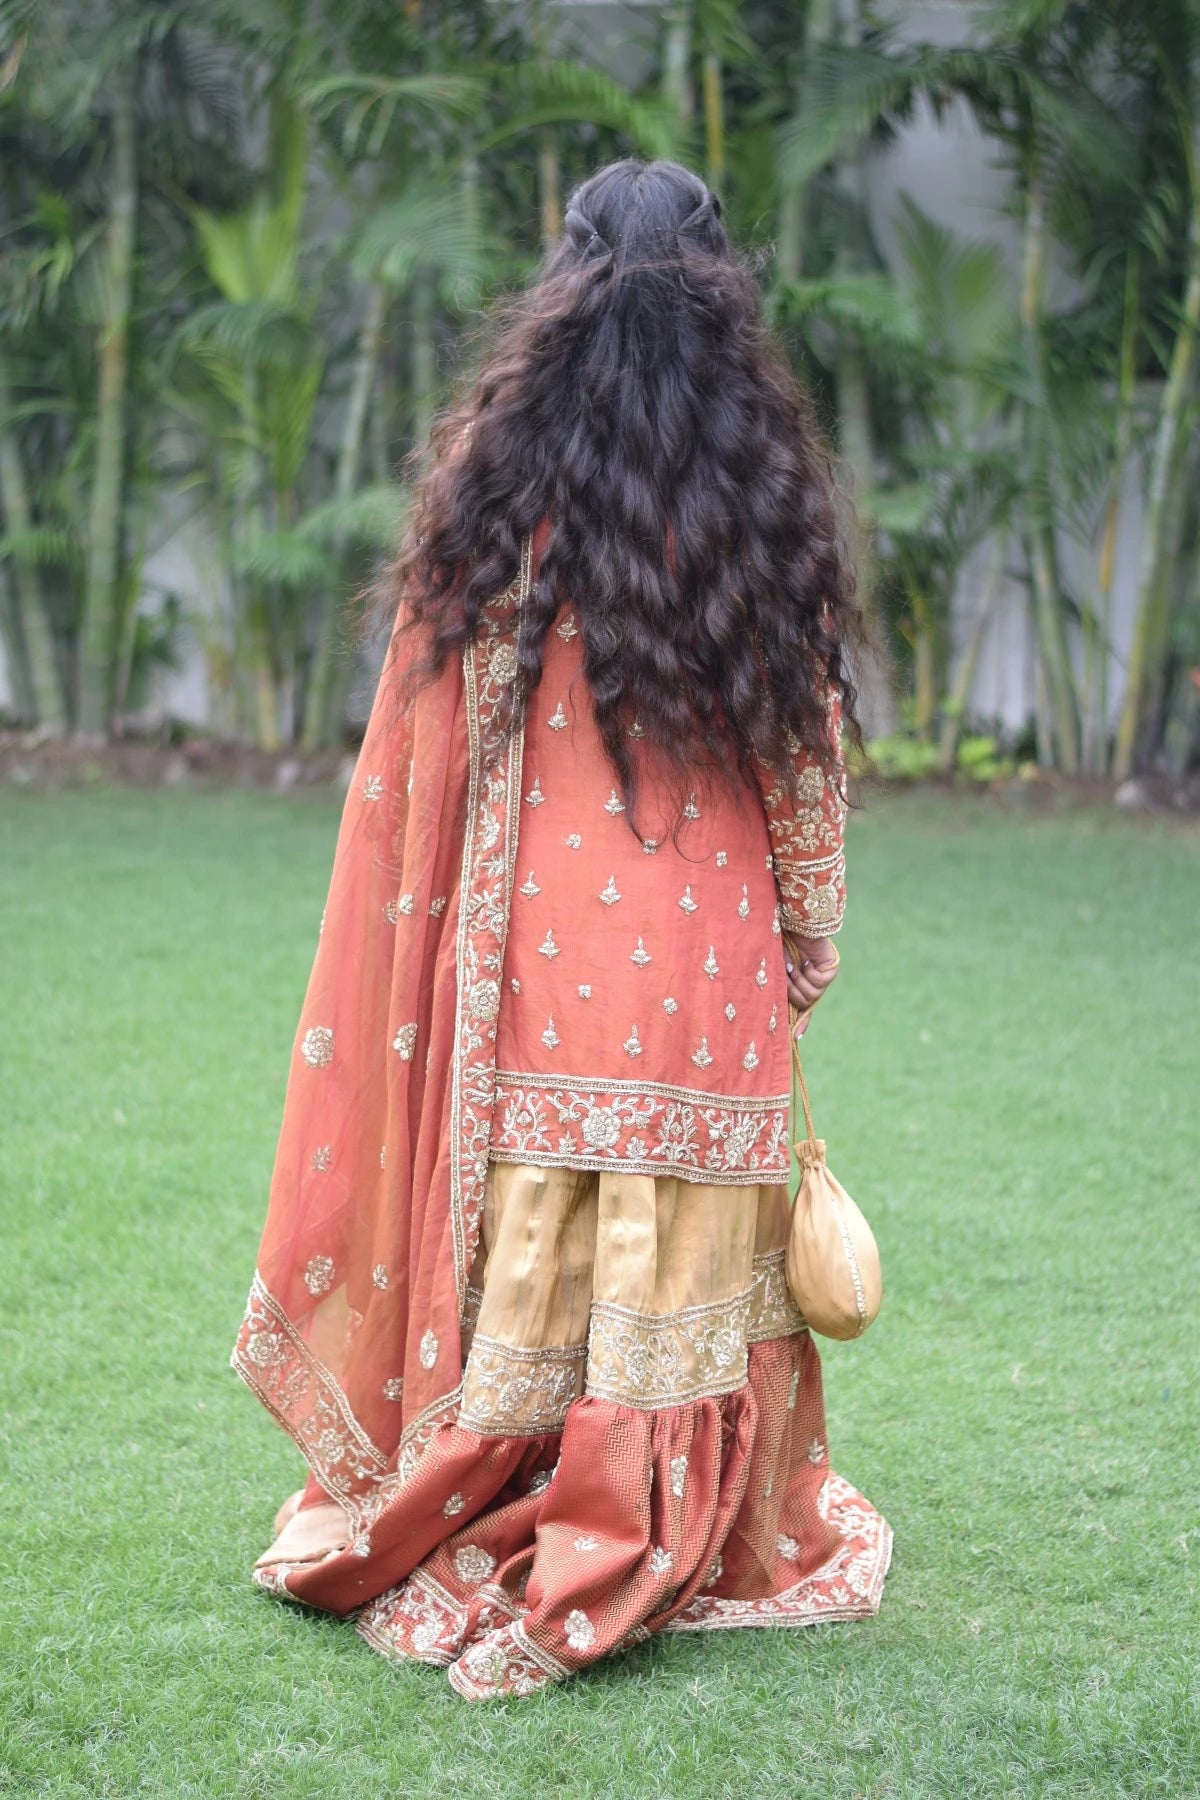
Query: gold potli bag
[[786, 1019, 883, 1340]]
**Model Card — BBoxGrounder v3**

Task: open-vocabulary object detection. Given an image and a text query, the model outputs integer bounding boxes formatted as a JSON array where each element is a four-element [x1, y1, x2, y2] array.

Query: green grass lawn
[[1, 785, 1197, 1799]]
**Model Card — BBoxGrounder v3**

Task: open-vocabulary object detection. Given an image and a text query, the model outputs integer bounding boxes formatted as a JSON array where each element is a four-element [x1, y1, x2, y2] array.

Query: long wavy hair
[[388, 157, 862, 818]]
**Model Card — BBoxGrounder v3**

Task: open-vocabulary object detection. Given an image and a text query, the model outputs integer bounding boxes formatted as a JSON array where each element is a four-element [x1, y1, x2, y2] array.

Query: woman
[[232, 158, 891, 1700]]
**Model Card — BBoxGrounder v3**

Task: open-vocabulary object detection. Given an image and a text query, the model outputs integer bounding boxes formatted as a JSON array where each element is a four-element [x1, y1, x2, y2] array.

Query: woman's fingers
[[784, 954, 839, 1012]]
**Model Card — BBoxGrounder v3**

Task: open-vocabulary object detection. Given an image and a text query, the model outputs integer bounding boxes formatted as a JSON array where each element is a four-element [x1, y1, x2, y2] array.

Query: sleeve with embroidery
[[755, 687, 847, 939]]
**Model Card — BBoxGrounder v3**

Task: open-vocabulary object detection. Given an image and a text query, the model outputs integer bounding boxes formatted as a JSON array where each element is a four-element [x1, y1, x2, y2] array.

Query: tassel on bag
[[785, 1012, 883, 1340]]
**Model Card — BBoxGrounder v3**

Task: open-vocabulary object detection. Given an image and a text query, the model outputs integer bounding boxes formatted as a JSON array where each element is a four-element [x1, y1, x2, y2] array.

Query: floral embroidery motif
[[511, 978, 521, 995], [769, 1005, 778, 1034], [541, 1018, 560, 1050], [397, 893, 414, 916], [788, 1368, 801, 1409], [383, 1377, 404, 1401], [737, 885, 750, 920], [642, 839, 658, 854], [715, 851, 728, 867], [488, 642, 518, 684], [460, 1334, 586, 1435], [547, 702, 568, 731], [703, 947, 719, 979], [528, 1467, 555, 1495], [586, 1289, 753, 1408], [537, 929, 561, 959], [380, 1145, 386, 1169], [756, 958, 768, 988], [573, 1534, 600, 1552], [311, 1145, 332, 1173], [669, 1453, 688, 1497], [454, 1544, 497, 1585], [691, 1038, 714, 1069], [724, 1002, 736, 1021], [362, 774, 383, 801], [577, 984, 592, 999], [743, 1043, 760, 1071], [704, 1554, 723, 1587], [301, 1026, 334, 1068], [777, 1534, 801, 1562], [678, 886, 698, 915], [648, 1546, 673, 1577], [519, 872, 541, 898], [564, 1608, 596, 1651], [663, 997, 678, 1015], [449, 1620, 564, 1699], [623, 1026, 643, 1057], [683, 794, 701, 820], [603, 790, 625, 816], [468, 978, 500, 1022], [383, 899, 400, 924], [808, 1437, 827, 1464], [419, 1329, 439, 1369], [490, 1078, 790, 1180], [392, 1022, 418, 1060], [524, 776, 546, 808], [630, 937, 652, 966], [429, 895, 448, 917], [304, 1255, 334, 1296], [372, 1264, 389, 1290], [564, 833, 582, 850], [599, 876, 621, 906], [443, 1492, 466, 1517]]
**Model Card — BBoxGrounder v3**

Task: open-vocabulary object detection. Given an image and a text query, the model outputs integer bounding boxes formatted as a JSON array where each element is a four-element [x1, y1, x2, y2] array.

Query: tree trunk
[[662, 2, 693, 127], [538, 130, 561, 251], [1113, 187, 1200, 778], [301, 282, 387, 752], [1020, 171, 1079, 773], [937, 537, 1005, 772], [1084, 252, 1138, 776], [702, 52, 724, 192], [77, 61, 138, 739], [410, 267, 437, 449], [0, 364, 67, 732]]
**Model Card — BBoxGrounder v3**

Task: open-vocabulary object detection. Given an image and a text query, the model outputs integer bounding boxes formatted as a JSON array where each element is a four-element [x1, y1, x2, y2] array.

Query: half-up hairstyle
[[388, 157, 862, 816]]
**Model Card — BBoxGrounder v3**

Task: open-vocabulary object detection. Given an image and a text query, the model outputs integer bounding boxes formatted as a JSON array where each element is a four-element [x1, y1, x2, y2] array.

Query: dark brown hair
[[389, 157, 861, 813]]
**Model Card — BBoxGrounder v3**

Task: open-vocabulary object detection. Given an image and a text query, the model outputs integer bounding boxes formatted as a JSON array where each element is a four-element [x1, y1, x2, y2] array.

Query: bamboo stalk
[[301, 282, 387, 751], [0, 361, 67, 732], [77, 60, 138, 739], [1114, 160, 1200, 778]]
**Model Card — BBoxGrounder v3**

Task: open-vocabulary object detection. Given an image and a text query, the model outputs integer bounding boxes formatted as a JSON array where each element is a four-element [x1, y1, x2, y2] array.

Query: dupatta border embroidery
[[449, 536, 532, 1307], [230, 546, 532, 1549]]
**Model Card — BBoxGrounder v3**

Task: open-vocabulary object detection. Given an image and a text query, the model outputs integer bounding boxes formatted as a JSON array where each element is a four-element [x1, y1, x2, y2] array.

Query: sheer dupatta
[[231, 544, 532, 1557]]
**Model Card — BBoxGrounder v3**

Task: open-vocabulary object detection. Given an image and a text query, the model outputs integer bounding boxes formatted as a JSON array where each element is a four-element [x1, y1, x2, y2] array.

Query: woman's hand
[[783, 935, 840, 1039]]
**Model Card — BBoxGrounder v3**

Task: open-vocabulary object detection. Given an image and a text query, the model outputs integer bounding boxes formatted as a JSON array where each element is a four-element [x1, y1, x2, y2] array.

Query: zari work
[[231, 529, 889, 1697], [251, 1165, 891, 1699]]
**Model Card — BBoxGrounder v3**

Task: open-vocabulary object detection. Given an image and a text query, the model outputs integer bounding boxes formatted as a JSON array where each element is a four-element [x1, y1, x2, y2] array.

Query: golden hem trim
[[460, 1332, 587, 1436]]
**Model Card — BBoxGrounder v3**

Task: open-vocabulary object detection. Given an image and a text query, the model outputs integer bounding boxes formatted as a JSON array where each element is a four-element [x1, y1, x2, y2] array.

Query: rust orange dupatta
[[230, 545, 531, 1602]]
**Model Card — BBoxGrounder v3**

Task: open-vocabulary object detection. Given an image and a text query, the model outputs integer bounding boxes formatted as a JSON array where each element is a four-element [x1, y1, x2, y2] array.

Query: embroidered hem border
[[351, 1475, 892, 1699], [490, 1071, 791, 1184], [457, 1248, 807, 1434]]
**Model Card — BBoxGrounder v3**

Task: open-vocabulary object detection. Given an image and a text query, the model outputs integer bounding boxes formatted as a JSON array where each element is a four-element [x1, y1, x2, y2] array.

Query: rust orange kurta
[[491, 597, 846, 1183]]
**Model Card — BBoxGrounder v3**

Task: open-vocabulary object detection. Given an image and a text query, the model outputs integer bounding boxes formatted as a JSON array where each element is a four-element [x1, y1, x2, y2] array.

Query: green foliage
[[0, 0, 1197, 766], [861, 730, 1017, 784]]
